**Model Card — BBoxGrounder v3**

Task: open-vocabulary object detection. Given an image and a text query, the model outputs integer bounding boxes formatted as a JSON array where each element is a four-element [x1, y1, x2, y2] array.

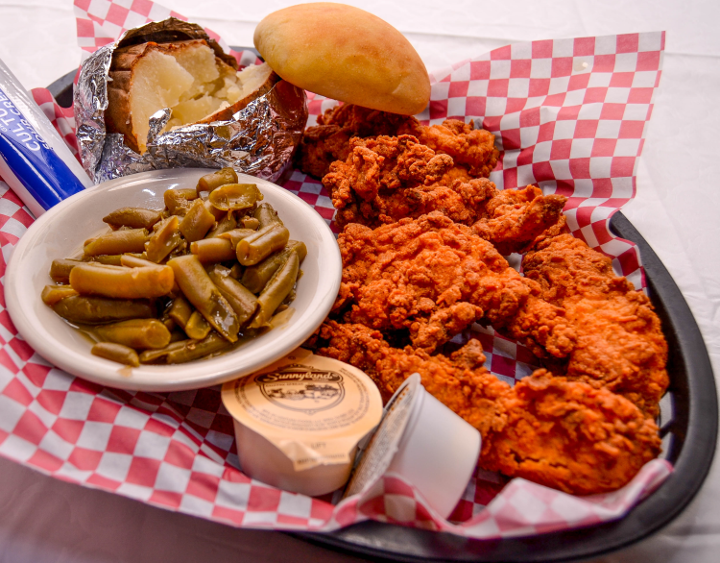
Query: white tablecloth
[[0, 1, 718, 561]]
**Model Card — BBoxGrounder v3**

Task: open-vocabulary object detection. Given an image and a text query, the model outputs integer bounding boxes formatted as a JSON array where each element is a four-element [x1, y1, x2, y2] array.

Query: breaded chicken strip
[[517, 231, 669, 418], [323, 135, 566, 253], [417, 118, 499, 178], [323, 134, 497, 228], [317, 321, 509, 436], [295, 104, 422, 179], [482, 370, 662, 495], [296, 103, 500, 182], [336, 212, 534, 352], [316, 322, 661, 495], [473, 185, 568, 255]]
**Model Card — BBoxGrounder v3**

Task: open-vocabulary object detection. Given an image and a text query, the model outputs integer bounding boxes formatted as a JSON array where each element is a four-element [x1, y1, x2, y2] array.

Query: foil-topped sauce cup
[[344, 373, 481, 519], [74, 18, 308, 184]]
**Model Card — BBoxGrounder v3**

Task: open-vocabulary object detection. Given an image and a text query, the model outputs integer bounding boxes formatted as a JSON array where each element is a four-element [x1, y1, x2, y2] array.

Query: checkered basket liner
[[0, 0, 672, 540]]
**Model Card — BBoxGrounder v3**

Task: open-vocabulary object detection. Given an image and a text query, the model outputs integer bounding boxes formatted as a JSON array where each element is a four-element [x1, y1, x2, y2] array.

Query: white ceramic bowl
[[5, 168, 341, 391]]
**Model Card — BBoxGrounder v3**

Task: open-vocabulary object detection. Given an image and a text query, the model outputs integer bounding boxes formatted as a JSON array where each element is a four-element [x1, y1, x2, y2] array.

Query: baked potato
[[105, 20, 279, 154]]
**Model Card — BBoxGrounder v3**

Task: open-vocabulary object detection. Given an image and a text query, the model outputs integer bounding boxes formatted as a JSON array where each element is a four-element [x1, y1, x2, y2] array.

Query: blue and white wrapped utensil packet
[[0, 58, 92, 217]]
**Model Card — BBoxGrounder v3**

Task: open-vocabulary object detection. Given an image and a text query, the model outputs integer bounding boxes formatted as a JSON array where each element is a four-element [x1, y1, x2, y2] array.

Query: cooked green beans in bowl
[[42, 168, 307, 367]]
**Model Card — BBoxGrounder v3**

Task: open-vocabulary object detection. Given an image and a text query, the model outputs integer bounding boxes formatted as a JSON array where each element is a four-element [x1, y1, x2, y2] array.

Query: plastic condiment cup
[[344, 373, 481, 519], [221, 348, 383, 496]]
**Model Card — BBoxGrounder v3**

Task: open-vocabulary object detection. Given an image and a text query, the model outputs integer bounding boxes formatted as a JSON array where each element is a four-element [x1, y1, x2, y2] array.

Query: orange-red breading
[[473, 185, 568, 256], [321, 134, 566, 253], [416, 118, 499, 178], [295, 104, 499, 182], [482, 370, 662, 495], [299, 103, 668, 496], [336, 212, 534, 352], [317, 322, 662, 495], [517, 232, 669, 418], [295, 104, 422, 179], [317, 321, 510, 436], [323, 134, 498, 228]]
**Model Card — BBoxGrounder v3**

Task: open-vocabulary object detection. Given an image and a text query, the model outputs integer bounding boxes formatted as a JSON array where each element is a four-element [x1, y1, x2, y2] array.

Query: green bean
[[138, 340, 187, 364], [91, 342, 140, 367], [249, 250, 299, 328], [52, 295, 155, 324], [91, 255, 124, 265], [240, 216, 260, 230], [254, 203, 283, 228], [240, 241, 307, 294], [103, 207, 162, 230], [41, 285, 78, 306], [206, 213, 237, 238], [139, 332, 231, 364], [179, 199, 216, 242], [168, 296, 193, 329], [236, 223, 290, 266], [161, 316, 176, 332], [50, 259, 83, 283], [169, 329, 187, 343], [46, 177, 305, 365], [190, 238, 236, 263], [208, 183, 262, 212], [207, 265, 258, 327], [146, 215, 182, 263], [185, 311, 212, 340], [197, 167, 238, 194], [167, 254, 239, 342], [96, 319, 172, 349], [166, 333, 231, 363], [84, 228, 148, 256], [204, 199, 226, 221], [69, 263, 174, 299], [120, 254, 158, 268], [217, 228, 256, 248], [164, 188, 198, 215]]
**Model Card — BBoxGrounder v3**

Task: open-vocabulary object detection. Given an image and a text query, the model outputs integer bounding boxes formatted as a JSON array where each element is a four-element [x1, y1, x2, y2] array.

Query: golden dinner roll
[[253, 3, 430, 115]]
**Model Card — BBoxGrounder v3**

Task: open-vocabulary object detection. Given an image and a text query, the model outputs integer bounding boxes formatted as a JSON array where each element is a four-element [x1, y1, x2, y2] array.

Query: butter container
[[221, 348, 383, 496], [344, 373, 481, 519]]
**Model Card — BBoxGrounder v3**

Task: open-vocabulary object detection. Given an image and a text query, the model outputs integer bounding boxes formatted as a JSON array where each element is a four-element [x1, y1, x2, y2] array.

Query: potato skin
[[253, 3, 430, 116]]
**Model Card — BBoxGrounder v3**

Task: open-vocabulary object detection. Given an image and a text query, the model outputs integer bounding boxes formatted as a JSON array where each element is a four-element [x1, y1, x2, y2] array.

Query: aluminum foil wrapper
[[74, 18, 308, 184]]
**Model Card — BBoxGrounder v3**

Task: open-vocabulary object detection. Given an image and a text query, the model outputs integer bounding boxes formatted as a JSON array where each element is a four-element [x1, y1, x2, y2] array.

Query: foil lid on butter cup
[[222, 349, 383, 473], [74, 18, 308, 184]]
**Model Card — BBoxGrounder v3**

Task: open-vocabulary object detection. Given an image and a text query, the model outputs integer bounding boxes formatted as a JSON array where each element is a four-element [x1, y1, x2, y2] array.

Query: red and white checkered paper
[[0, 0, 673, 541]]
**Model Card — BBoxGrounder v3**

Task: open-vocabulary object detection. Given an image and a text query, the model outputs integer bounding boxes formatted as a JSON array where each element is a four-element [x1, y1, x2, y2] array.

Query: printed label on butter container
[[222, 349, 383, 471]]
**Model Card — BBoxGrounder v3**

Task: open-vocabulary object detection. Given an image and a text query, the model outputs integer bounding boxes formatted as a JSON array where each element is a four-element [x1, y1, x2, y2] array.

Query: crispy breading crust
[[317, 323, 661, 495], [336, 212, 534, 352], [482, 370, 662, 495]]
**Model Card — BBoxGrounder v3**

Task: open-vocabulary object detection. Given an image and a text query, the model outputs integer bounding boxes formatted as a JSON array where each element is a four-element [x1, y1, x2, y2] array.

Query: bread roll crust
[[254, 3, 430, 116]]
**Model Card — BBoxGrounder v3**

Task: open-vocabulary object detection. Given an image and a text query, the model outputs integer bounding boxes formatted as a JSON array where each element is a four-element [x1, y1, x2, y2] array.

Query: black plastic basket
[[48, 62, 717, 563]]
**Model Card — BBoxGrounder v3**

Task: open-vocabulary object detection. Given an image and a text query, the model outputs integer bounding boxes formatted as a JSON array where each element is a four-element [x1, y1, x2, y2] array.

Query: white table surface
[[0, 1, 718, 561]]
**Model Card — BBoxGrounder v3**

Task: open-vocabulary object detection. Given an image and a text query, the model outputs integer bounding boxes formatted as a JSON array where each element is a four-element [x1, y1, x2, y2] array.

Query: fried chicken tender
[[317, 321, 509, 436], [323, 134, 497, 228], [517, 231, 669, 418], [417, 118, 499, 178], [482, 370, 662, 495], [295, 103, 500, 181], [322, 133, 566, 246], [336, 212, 534, 352], [295, 104, 422, 179], [317, 322, 661, 495], [473, 185, 568, 255]]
